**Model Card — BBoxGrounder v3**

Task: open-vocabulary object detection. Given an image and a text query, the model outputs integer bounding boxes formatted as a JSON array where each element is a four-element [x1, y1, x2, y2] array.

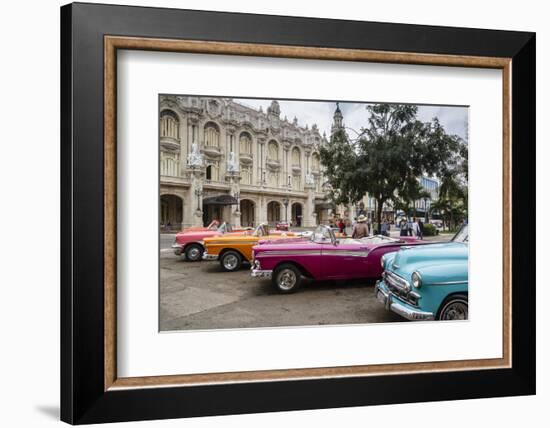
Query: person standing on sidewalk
[[380, 218, 389, 236], [352, 215, 369, 239], [417, 218, 424, 239], [411, 217, 420, 238], [399, 218, 408, 237]]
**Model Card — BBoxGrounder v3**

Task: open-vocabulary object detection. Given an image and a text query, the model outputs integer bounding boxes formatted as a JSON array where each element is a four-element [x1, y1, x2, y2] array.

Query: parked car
[[375, 224, 468, 321], [202, 223, 296, 272], [275, 222, 290, 231], [172, 222, 252, 261], [251, 225, 424, 293], [429, 219, 444, 230], [180, 220, 220, 233]]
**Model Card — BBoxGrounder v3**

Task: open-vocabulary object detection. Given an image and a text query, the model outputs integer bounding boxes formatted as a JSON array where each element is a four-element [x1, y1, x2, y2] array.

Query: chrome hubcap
[[442, 301, 468, 320], [188, 247, 200, 260], [223, 254, 239, 270], [278, 269, 296, 290]]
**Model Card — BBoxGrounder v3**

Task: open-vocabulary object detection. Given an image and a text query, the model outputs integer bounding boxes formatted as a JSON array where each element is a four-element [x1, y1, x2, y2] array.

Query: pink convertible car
[[251, 225, 425, 293]]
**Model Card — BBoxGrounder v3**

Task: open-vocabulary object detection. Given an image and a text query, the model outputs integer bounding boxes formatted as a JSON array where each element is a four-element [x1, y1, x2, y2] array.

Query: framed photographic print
[[61, 2, 536, 424]]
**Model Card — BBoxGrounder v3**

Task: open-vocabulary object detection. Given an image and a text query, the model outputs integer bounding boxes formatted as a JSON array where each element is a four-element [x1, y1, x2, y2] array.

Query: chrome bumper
[[251, 268, 273, 279], [202, 251, 218, 261], [375, 281, 434, 321], [171, 243, 183, 256]]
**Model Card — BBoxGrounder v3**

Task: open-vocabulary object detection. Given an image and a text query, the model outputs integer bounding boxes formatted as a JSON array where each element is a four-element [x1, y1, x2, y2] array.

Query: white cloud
[[236, 97, 468, 142]]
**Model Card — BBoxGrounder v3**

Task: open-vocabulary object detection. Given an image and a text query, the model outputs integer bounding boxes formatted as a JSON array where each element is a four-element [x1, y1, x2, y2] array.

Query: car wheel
[[272, 264, 302, 293], [184, 244, 203, 262], [220, 251, 242, 272], [437, 295, 468, 320]]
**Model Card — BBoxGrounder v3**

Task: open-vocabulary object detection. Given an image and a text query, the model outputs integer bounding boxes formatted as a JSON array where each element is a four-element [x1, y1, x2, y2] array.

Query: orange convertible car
[[203, 223, 298, 272]]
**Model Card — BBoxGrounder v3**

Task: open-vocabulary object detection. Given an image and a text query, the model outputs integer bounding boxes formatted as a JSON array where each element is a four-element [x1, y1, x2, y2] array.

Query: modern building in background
[[159, 96, 332, 229]]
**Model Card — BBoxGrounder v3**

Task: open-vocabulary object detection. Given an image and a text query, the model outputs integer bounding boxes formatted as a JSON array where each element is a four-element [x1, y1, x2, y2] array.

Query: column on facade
[[283, 146, 290, 188], [177, 118, 187, 175], [303, 150, 308, 192], [257, 195, 267, 224], [235, 131, 240, 171], [251, 136, 258, 184], [224, 129, 231, 177], [258, 139, 266, 186], [304, 183, 316, 227]]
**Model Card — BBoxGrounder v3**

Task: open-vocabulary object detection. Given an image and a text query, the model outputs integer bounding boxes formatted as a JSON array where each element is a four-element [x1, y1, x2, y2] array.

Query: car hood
[[257, 236, 308, 245], [254, 241, 322, 253], [392, 242, 467, 267], [175, 230, 220, 242], [389, 242, 468, 282]]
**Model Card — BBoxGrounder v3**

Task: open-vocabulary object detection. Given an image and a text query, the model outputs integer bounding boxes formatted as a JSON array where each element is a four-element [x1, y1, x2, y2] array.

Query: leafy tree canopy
[[320, 103, 468, 226]]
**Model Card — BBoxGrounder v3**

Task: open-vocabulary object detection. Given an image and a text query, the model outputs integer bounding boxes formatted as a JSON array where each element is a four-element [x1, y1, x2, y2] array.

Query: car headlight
[[412, 271, 422, 288], [380, 255, 386, 269]]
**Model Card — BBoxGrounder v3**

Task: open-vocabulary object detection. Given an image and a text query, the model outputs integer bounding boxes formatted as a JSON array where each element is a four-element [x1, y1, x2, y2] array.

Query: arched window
[[206, 161, 219, 181], [268, 140, 279, 160], [160, 152, 180, 177], [204, 122, 220, 147], [268, 171, 279, 188], [160, 110, 179, 139], [291, 147, 301, 166], [241, 164, 252, 184], [292, 174, 301, 190], [240, 132, 252, 155], [312, 153, 320, 171]]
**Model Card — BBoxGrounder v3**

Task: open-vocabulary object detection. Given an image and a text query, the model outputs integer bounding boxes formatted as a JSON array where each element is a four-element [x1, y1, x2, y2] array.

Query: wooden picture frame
[[61, 2, 535, 424]]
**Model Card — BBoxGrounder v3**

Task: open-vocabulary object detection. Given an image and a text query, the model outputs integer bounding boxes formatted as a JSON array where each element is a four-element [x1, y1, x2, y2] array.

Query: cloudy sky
[[237, 98, 469, 142]]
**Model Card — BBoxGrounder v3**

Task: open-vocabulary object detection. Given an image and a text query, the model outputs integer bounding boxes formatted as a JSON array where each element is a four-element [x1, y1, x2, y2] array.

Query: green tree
[[432, 176, 468, 230], [320, 104, 467, 227]]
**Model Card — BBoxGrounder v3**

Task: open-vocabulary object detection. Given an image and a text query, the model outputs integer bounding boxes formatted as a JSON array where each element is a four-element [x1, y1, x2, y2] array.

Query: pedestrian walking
[[407, 218, 413, 236], [399, 218, 408, 237], [417, 218, 424, 240], [411, 217, 420, 238], [352, 215, 369, 239]]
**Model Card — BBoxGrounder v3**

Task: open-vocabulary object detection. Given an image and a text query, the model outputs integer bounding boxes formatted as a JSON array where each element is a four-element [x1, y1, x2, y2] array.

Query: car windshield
[[310, 225, 334, 244], [207, 221, 219, 230], [452, 224, 469, 243], [253, 224, 269, 237], [359, 235, 399, 244], [217, 222, 233, 233]]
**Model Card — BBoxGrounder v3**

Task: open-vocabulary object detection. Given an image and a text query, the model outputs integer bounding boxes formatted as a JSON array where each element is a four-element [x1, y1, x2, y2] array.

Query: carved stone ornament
[[226, 151, 239, 172], [187, 142, 204, 167]]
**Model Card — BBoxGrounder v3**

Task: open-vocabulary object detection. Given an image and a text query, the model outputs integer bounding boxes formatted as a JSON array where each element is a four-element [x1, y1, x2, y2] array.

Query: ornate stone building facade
[[159, 96, 332, 229]]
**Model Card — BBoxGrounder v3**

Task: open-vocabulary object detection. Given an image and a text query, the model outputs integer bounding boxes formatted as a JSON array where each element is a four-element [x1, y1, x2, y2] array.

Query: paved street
[[159, 231, 451, 331]]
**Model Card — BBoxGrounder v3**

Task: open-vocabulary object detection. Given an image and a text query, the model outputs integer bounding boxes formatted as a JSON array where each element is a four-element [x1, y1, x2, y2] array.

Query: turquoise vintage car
[[375, 224, 468, 321]]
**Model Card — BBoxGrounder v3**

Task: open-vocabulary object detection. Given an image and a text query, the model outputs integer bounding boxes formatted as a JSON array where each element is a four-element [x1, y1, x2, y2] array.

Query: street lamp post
[[234, 192, 240, 213], [195, 188, 203, 212]]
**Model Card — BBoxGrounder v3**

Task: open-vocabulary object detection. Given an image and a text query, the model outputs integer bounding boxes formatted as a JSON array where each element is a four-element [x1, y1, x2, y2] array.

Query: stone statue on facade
[[187, 142, 204, 167], [305, 173, 315, 186], [227, 151, 238, 172]]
